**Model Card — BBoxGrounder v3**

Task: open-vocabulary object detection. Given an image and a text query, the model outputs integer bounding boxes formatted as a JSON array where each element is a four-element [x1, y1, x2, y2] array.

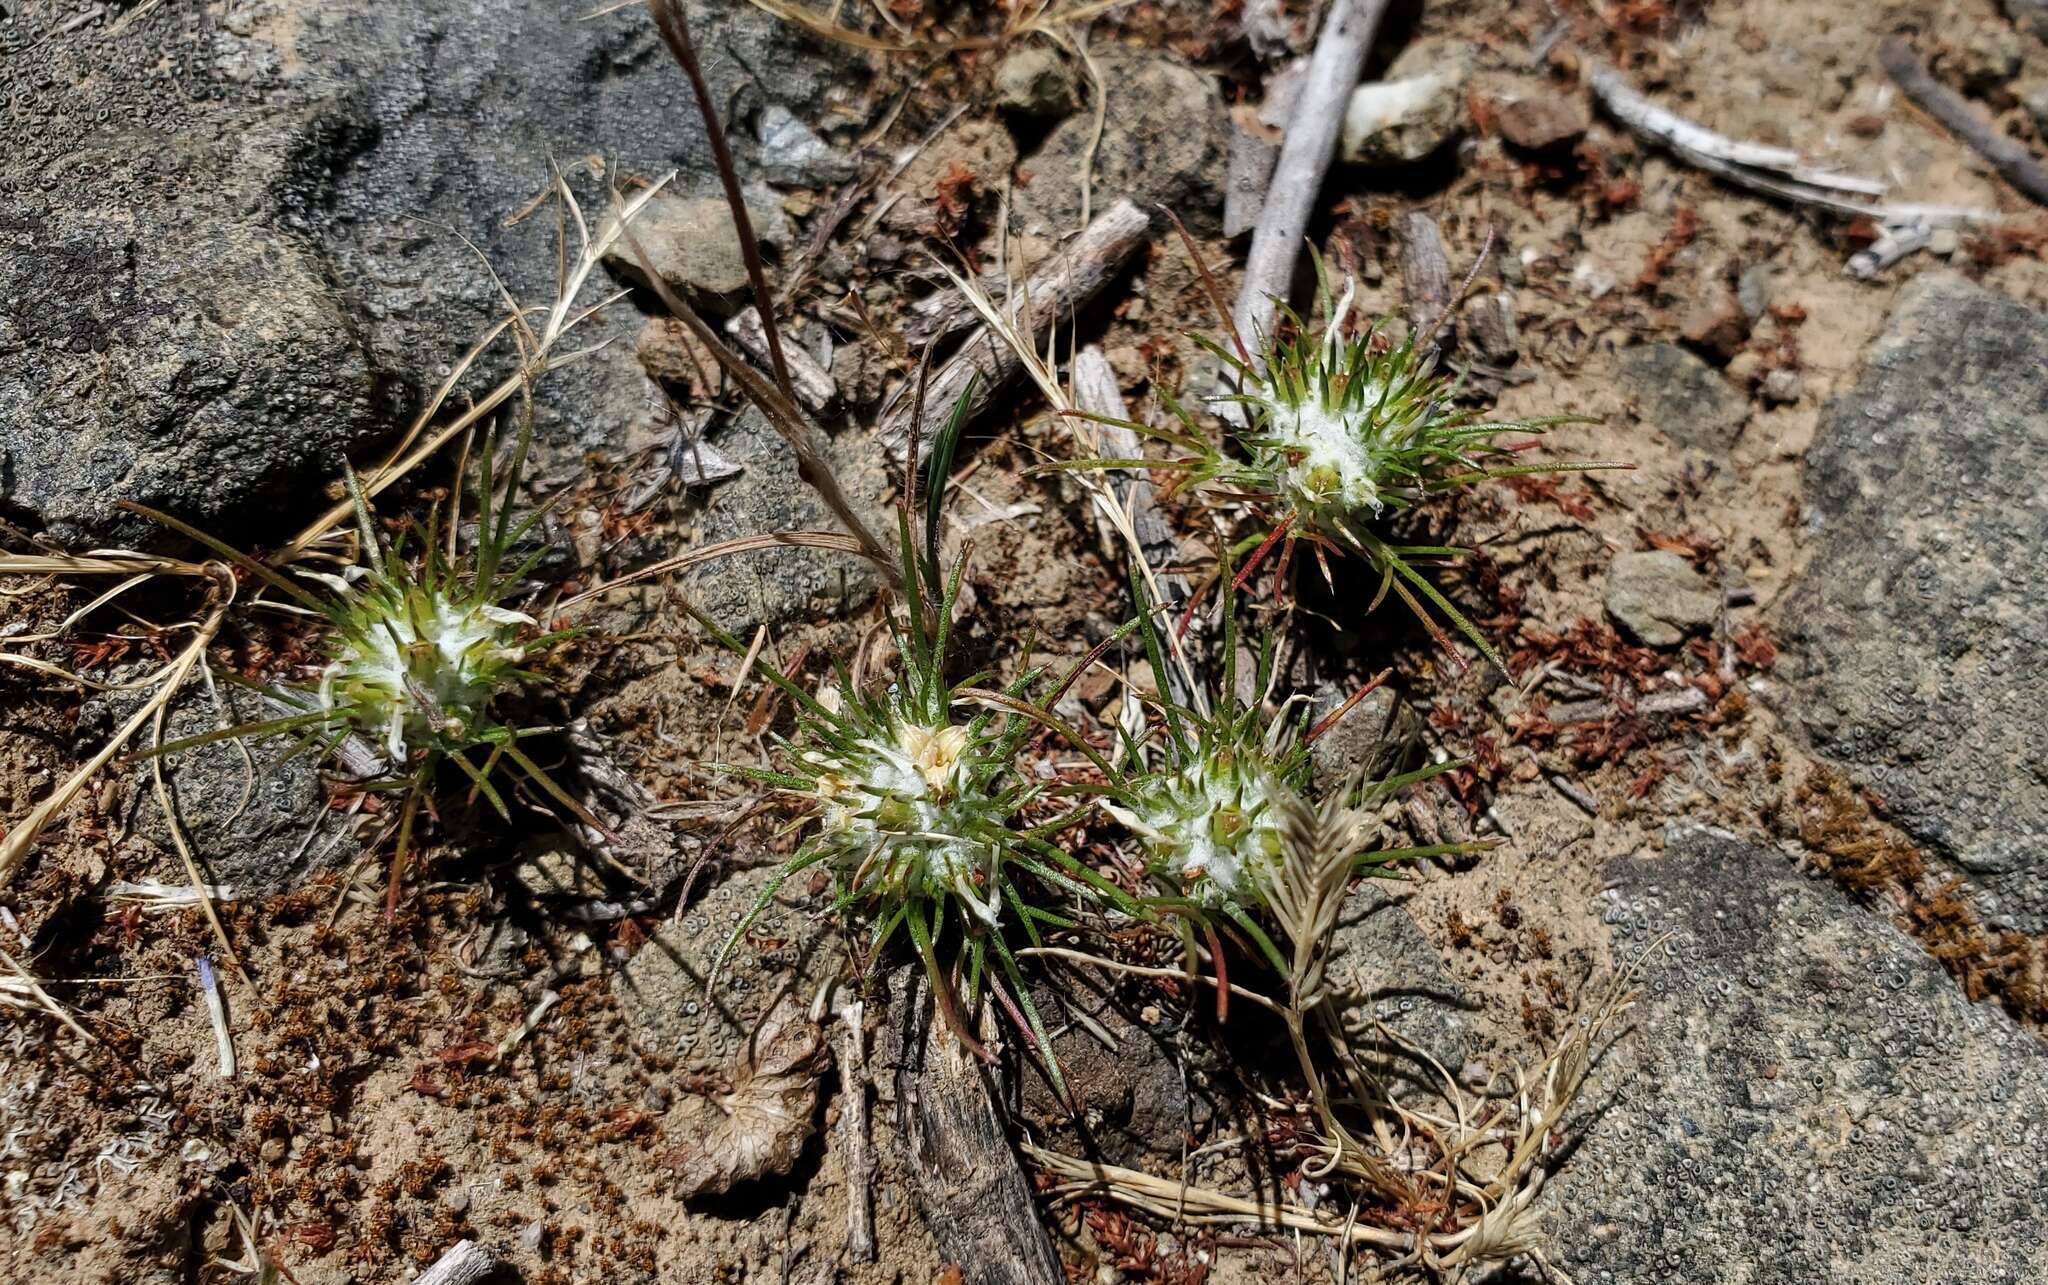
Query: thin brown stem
[[646, 0, 800, 405]]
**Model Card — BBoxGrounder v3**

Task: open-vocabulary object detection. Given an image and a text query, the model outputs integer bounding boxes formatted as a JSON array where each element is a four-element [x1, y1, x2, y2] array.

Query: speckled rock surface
[[1615, 342, 1750, 452], [1541, 829, 2048, 1284], [0, 0, 860, 544], [611, 864, 837, 1078], [1781, 275, 2048, 931]]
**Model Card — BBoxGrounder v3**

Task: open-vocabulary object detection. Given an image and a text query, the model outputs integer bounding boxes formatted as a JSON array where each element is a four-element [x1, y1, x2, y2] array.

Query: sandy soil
[[5, 0, 2048, 1282]]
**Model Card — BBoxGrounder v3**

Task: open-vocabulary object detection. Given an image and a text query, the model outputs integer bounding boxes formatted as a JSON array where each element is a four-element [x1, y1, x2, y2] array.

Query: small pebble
[[1929, 227, 1960, 257], [1761, 368, 1805, 404]]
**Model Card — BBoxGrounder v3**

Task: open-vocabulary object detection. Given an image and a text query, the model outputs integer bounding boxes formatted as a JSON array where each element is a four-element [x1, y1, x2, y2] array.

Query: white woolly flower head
[[318, 580, 535, 761], [1115, 741, 1293, 907], [804, 717, 1001, 927]]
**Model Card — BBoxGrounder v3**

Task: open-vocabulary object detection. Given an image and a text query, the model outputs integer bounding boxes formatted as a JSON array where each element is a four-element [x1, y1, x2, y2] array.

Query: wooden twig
[[726, 307, 837, 413], [1589, 63, 1999, 229], [831, 1000, 875, 1263], [1231, 0, 1392, 355], [877, 199, 1150, 460], [1396, 211, 1452, 338], [886, 969, 1062, 1285], [416, 1239, 495, 1285], [1880, 35, 2048, 209], [1224, 113, 1280, 239], [1071, 346, 1186, 600]]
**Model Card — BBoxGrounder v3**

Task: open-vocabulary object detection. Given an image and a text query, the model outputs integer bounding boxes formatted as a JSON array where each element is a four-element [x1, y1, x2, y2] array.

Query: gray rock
[[96, 684, 359, 894], [755, 103, 857, 188], [0, 0, 859, 545], [1543, 829, 2048, 1284], [1308, 681, 1425, 789], [612, 863, 837, 1078], [1014, 54, 1226, 235], [1604, 549, 1718, 646], [662, 407, 887, 634], [1781, 275, 2048, 931], [1616, 343, 1750, 450], [2006, 0, 2048, 40], [1338, 38, 1476, 165], [1324, 879, 1473, 1079], [993, 45, 1079, 118]]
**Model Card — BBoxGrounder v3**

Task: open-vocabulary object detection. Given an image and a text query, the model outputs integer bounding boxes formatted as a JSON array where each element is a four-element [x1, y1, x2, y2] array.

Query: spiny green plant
[[132, 421, 588, 914], [1069, 247, 1611, 673], [700, 397, 1143, 1094], [1099, 566, 1468, 1019]]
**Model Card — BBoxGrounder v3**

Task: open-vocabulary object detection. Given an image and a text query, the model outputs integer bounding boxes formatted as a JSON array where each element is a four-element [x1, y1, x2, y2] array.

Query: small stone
[[1339, 38, 1476, 164], [1460, 291, 1520, 364], [1737, 263, 1774, 321], [2021, 79, 2048, 135], [1605, 550, 1719, 646], [507, 844, 608, 901], [1679, 290, 1751, 362], [1495, 92, 1588, 151], [600, 190, 789, 304], [1616, 343, 1750, 450], [993, 45, 1078, 117], [1760, 368, 1804, 404], [1726, 350, 1765, 390], [755, 103, 855, 187], [1929, 226, 1960, 257], [1954, 20, 2024, 91]]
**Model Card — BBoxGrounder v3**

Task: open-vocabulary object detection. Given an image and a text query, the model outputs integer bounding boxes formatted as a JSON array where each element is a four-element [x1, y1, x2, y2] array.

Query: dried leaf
[[665, 995, 826, 1197]]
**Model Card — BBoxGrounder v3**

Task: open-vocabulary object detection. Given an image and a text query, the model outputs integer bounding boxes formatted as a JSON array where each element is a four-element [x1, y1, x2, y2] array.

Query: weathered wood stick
[[1071, 346, 1187, 601], [1397, 211, 1452, 338], [1588, 63, 1998, 227], [887, 970, 1062, 1285], [878, 199, 1151, 459], [726, 307, 837, 413], [832, 999, 876, 1263], [416, 1239, 495, 1285], [1880, 36, 2048, 209], [1231, 0, 1392, 354]]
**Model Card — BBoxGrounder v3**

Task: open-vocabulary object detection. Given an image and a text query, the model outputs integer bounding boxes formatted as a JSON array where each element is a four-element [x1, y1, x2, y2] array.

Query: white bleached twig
[[416, 1239, 496, 1285], [1588, 63, 2004, 279], [1232, 0, 1392, 357]]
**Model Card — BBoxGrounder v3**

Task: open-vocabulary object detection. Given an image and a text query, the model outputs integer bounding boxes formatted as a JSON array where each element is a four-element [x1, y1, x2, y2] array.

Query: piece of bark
[[1880, 36, 2048, 208], [832, 1000, 876, 1263], [726, 307, 837, 412], [1460, 291, 1519, 364], [1397, 210, 1452, 340], [1072, 346, 1184, 594], [887, 969, 1062, 1285], [878, 199, 1151, 460], [1225, 113, 1281, 238], [1232, 0, 1394, 353], [416, 1240, 495, 1285]]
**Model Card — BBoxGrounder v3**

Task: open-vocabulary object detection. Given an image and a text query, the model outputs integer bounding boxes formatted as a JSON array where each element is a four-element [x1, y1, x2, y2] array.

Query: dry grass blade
[[0, 568, 235, 886], [280, 176, 676, 560], [0, 943, 104, 1050], [556, 530, 869, 609]]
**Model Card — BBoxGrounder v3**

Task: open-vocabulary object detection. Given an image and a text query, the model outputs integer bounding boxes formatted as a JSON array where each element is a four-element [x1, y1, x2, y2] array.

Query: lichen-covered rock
[[1781, 275, 2048, 930], [612, 864, 837, 1077], [1605, 549, 1719, 647], [1542, 829, 2048, 1284], [1615, 343, 1750, 451], [1013, 54, 1226, 235], [0, 0, 862, 543]]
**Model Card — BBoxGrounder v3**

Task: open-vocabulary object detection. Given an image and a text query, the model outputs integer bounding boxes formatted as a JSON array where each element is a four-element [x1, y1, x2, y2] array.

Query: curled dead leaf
[[664, 995, 826, 1197]]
